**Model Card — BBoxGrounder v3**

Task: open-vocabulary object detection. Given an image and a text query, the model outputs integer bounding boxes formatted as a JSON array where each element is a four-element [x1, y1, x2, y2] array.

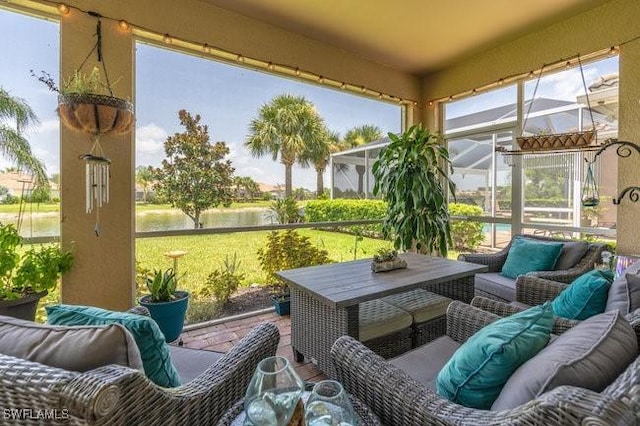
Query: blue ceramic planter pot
[[139, 291, 189, 342], [271, 295, 290, 316]]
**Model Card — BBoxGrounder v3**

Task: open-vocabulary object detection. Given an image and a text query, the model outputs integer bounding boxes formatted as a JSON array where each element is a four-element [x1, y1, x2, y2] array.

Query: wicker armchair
[[458, 234, 607, 302], [0, 321, 279, 425], [331, 301, 640, 426]]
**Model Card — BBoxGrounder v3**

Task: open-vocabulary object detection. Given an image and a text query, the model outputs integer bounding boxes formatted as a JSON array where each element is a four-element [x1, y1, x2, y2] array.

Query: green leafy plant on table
[[0, 223, 73, 320], [372, 124, 456, 257]]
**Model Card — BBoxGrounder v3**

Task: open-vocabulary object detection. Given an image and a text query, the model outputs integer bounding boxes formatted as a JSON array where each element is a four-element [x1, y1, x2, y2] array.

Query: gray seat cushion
[[492, 310, 638, 410], [0, 314, 143, 372], [390, 336, 461, 391], [475, 273, 517, 302], [169, 345, 223, 383], [383, 289, 451, 323], [606, 260, 640, 314], [554, 241, 589, 270], [359, 299, 413, 341]]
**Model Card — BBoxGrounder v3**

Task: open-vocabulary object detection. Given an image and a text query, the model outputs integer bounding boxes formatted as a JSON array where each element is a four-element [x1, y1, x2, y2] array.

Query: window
[[0, 7, 60, 237]]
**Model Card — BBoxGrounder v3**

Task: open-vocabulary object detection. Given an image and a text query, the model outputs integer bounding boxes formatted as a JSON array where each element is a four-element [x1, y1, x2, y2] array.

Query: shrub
[[449, 203, 485, 250], [257, 230, 331, 292], [200, 253, 245, 305], [269, 197, 302, 224], [305, 199, 386, 237]]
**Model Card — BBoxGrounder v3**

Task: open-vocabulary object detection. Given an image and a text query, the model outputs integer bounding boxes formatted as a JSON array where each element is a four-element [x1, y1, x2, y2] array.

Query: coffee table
[[276, 253, 487, 376]]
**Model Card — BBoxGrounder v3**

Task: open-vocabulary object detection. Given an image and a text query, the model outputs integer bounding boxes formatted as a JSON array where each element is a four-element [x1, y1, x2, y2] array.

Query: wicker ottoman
[[359, 299, 413, 358], [383, 289, 451, 348]]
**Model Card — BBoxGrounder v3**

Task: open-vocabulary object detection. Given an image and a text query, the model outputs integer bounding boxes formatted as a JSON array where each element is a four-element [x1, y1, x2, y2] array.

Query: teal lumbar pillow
[[436, 302, 554, 409], [46, 304, 181, 388], [552, 269, 614, 320], [500, 237, 564, 279]]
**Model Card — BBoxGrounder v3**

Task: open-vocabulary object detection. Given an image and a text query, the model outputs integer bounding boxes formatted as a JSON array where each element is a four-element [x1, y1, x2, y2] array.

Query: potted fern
[[138, 268, 190, 342], [0, 223, 73, 320]]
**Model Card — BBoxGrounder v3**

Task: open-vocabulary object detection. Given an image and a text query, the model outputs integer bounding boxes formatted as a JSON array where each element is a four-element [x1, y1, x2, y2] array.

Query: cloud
[[136, 123, 168, 166], [536, 68, 600, 101]]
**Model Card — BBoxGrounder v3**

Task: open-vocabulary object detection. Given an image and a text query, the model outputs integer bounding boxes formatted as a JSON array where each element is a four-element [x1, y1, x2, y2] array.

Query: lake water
[[0, 208, 274, 238]]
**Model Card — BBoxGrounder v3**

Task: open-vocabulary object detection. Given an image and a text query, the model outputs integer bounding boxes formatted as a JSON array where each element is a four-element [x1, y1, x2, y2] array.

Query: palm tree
[[246, 94, 326, 197], [135, 166, 154, 202], [304, 129, 343, 196], [0, 87, 47, 188], [344, 124, 383, 195]]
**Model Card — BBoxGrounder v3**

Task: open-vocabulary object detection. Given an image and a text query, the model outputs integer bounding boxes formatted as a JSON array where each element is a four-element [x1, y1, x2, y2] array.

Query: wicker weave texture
[[331, 301, 640, 426], [0, 322, 279, 425]]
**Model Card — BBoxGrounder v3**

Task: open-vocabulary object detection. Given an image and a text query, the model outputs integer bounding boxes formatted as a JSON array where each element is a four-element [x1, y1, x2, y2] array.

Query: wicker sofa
[[0, 320, 279, 425], [458, 234, 607, 303], [331, 300, 640, 426]]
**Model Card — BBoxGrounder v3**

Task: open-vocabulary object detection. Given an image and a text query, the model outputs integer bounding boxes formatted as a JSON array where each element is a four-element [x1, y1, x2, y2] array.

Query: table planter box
[[271, 295, 290, 316]]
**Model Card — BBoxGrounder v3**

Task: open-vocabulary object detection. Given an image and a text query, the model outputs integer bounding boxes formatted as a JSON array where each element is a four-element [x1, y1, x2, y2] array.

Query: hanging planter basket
[[58, 93, 134, 136], [516, 130, 597, 152]]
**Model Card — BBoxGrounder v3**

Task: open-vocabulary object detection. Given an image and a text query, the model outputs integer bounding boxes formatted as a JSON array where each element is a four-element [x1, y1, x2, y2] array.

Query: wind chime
[[57, 12, 134, 236]]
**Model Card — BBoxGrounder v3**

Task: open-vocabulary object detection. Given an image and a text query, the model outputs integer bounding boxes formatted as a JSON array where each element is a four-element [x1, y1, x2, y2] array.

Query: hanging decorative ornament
[[581, 161, 599, 207], [80, 138, 111, 236]]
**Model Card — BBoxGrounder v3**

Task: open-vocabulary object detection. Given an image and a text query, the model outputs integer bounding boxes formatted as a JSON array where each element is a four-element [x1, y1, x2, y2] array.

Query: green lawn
[[135, 229, 393, 293]]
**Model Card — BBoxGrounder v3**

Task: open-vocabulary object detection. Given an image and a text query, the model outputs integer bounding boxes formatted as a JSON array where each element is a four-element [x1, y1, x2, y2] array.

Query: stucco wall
[[422, 0, 640, 254]]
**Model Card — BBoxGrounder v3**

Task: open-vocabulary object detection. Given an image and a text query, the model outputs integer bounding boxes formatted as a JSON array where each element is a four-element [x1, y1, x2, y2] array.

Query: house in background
[[0, 171, 59, 200]]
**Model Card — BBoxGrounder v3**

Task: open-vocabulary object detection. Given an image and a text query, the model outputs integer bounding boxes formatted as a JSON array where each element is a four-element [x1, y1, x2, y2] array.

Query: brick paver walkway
[[180, 310, 326, 382]]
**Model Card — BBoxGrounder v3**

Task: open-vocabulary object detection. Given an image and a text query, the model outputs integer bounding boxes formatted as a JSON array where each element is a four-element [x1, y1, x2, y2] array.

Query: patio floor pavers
[[180, 311, 326, 382]]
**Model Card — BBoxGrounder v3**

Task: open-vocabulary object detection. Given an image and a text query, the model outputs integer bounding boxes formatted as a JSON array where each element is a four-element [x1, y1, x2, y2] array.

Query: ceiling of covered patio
[[203, 0, 610, 74]]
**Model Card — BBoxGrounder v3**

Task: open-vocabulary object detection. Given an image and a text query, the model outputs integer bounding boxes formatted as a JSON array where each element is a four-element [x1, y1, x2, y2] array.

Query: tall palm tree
[[0, 87, 47, 187], [304, 129, 343, 196], [135, 166, 154, 202], [246, 94, 326, 197], [344, 124, 383, 195]]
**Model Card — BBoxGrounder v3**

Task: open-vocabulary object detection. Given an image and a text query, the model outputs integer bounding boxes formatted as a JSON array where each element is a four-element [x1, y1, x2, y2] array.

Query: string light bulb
[[118, 20, 130, 31], [267, 62, 275, 70], [360, 86, 366, 93], [497, 78, 504, 86], [202, 44, 211, 54], [57, 3, 69, 15], [294, 67, 300, 76], [528, 70, 535, 79], [448, 95, 454, 101], [162, 34, 172, 45], [378, 93, 383, 99], [236, 54, 244, 62], [318, 75, 324, 83], [340, 82, 346, 90], [608, 46, 618, 56], [428, 100, 434, 107], [472, 89, 477, 96], [412, 101, 418, 107], [565, 61, 572, 69]]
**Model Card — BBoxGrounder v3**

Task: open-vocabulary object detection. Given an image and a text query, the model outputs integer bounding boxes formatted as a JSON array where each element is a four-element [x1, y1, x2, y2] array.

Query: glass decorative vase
[[305, 380, 357, 426], [244, 356, 304, 426]]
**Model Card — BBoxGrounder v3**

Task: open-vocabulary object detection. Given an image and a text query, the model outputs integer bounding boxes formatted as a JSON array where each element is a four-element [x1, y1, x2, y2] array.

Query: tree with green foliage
[[153, 110, 235, 228], [246, 94, 326, 197], [344, 124, 382, 195], [303, 129, 343, 196], [135, 165, 155, 202], [0, 87, 48, 188]]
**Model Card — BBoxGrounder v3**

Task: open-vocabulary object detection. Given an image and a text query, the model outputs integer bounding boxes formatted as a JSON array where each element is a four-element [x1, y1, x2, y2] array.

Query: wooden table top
[[276, 253, 487, 308]]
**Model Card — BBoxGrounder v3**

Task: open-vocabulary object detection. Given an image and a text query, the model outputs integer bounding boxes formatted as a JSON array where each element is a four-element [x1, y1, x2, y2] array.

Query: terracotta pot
[[58, 93, 134, 136], [516, 130, 596, 152]]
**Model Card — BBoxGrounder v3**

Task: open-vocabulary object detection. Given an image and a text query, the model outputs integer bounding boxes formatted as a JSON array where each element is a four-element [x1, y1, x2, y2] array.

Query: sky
[[0, 9, 401, 190]]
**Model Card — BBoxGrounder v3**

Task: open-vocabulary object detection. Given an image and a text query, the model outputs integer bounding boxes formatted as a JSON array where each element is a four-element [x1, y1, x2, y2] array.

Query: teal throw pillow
[[501, 237, 564, 279], [46, 304, 181, 388], [436, 302, 554, 409], [552, 269, 614, 320]]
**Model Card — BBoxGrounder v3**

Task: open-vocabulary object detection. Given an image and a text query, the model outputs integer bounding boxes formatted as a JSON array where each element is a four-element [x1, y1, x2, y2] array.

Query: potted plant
[[371, 248, 407, 273], [372, 124, 456, 257], [0, 223, 73, 320], [33, 67, 133, 136], [257, 230, 331, 315], [138, 268, 190, 343]]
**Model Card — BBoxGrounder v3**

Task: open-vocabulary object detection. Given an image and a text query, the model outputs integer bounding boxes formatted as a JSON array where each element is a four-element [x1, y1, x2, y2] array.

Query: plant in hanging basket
[[33, 68, 134, 136], [516, 130, 597, 152]]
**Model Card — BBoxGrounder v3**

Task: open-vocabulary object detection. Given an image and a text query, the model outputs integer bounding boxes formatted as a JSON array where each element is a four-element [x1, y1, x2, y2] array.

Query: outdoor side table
[[215, 387, 382, 425]]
